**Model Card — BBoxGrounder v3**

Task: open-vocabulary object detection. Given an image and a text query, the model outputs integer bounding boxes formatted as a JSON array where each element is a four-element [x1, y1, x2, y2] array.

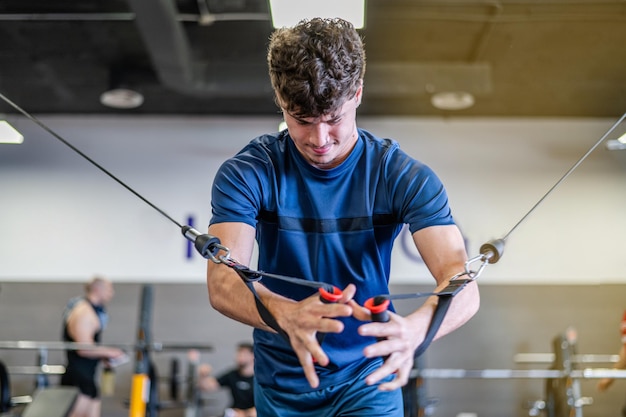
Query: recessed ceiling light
[[605, 132, 626, 150], [605, 140, 626, 150], [100, 88, 144, 109], [431, 91, 475, 111], [0, 120, 24, 144]]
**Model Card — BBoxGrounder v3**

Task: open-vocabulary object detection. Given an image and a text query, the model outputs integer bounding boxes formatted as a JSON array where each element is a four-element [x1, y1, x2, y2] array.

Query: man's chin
[[307, 155, 336, 169]]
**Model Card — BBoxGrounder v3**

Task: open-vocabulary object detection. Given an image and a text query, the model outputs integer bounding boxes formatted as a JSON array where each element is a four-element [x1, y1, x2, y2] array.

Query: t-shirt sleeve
[[210, 145, 268, 228], [385, 146, 454, 234]]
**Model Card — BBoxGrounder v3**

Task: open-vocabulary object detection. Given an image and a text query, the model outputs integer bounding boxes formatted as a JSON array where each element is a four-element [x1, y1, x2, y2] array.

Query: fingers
[[350, 299, 372, 321], [362, 345, 413, 390], [280, 291, 357, 388], [357, 337, 414, 391], [290, 331, 325, 388], [338, 283, 357, 303], [296, 347, 321, 388], [358, 311, 420, 390], [376, 362, 411, 391], [109, 348, 127, 360], [358, 310, 400, 347]]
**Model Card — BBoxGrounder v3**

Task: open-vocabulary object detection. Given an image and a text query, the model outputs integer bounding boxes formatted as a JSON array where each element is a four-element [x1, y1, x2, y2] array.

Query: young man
[[61, 276, 127, 417], [197, 343, 256, 417], [206, 17, 480, 415]]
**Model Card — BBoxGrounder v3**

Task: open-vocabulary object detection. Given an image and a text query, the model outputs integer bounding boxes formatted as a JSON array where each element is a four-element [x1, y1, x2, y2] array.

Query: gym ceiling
[[0, 0, 624, 118]]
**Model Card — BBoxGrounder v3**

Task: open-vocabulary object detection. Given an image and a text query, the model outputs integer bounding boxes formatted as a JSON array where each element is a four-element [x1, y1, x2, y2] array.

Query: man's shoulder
[[221, 132, 286, 169], [66, 300, 99, 326], [244, 132, 286, 153], [358, 129, 400, 151]]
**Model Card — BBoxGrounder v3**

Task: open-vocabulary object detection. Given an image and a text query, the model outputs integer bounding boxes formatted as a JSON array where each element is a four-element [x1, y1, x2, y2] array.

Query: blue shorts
[[254, 360, 403, 416]]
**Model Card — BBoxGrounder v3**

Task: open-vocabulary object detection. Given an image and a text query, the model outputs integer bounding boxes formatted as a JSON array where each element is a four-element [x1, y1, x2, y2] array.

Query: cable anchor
[[181, 226, 230, 263], [462, 238, 506, 280]]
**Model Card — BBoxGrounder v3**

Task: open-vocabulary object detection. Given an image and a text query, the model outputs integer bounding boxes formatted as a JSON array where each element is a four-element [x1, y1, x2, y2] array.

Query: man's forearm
[[207, 266, 271, 331], [405, 279, 479, 344]]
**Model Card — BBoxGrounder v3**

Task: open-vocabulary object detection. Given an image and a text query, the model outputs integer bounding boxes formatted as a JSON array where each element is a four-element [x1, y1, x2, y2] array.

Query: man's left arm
[[409, 224, 480, 340], [358, 224, 480, 390]]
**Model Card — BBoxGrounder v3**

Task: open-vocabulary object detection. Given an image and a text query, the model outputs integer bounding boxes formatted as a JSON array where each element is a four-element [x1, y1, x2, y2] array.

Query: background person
[[60, 276, 127, 417], [196, 343, 255, 417], [206, 17, 479, 416], [597, 310, 626, 416]]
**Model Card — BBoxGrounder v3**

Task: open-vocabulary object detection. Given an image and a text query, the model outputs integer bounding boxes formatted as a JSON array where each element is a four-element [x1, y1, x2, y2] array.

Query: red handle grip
[[364, 296, 390, 323], [314, 286, 343, 364], [319, 286, 343, 303]]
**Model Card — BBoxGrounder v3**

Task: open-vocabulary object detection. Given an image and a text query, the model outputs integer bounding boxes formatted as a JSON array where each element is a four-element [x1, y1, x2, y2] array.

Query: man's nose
[[309, 123, 330, 146]]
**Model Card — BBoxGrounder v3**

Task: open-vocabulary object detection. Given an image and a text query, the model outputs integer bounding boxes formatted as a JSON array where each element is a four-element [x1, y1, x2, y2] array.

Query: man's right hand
[[105, 349, 129, 367], [275, 284, 356, 388]]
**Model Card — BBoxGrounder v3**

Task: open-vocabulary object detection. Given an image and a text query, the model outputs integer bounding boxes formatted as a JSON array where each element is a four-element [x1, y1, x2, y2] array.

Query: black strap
[[226, 255, 471, 357], [414, 279, 471, 358], [223, 258, 325, 341], [414, 295, 452, 358], [237, 271, 289, 340]]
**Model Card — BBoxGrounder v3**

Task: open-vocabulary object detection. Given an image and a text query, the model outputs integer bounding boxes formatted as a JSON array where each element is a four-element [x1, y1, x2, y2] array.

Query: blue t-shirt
[[210, 129, 454, 392]]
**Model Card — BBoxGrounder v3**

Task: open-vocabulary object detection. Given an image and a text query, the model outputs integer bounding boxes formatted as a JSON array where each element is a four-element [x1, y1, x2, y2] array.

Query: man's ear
[[355, 81, 364, 106]]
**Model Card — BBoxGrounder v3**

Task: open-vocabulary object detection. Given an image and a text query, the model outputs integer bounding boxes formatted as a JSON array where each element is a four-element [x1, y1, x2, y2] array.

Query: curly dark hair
[[267, 17, 366, 118]]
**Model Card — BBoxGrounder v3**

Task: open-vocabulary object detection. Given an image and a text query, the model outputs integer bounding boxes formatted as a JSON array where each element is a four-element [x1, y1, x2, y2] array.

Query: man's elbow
[[207, 287, 228, 313], [463, 282, 480, 321]]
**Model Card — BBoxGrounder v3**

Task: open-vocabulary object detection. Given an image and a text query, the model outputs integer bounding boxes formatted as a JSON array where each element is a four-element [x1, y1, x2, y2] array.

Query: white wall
[[1, 115, 624, 284]]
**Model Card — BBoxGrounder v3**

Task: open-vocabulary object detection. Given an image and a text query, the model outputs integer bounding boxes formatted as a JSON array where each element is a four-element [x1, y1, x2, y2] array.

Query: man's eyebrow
[[284, 107, 343, 123], [328, 112, 343, 122], [292, 113, 309, 123]]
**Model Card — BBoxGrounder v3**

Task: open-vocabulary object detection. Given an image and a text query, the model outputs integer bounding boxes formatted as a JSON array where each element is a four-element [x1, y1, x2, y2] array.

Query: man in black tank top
[[61, 276, 127, 417]]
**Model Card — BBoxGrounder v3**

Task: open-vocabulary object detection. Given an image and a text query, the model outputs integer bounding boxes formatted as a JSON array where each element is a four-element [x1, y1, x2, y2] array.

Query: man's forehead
[[283, 97, 356, 121], [284, 108, 340, 121]]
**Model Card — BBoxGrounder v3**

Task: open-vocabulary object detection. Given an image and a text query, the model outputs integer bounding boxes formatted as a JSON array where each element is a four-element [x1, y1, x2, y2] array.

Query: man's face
[[100, 281, 115, 305], [281, 86, 362, 170]]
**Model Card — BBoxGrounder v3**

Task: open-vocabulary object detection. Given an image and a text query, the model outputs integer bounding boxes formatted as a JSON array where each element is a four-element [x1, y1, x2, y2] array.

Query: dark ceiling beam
[[125, 0, 271, 97]]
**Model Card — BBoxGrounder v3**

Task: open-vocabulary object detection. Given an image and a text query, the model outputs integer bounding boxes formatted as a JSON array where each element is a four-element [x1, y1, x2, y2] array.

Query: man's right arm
[[206, 222, 279, 332], [206, 222, 324, 334], [67, 303, 125, 360]]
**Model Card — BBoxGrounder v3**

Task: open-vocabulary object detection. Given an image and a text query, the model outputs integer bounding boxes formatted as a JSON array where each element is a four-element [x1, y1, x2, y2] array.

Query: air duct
[[125, 0, 272, 97]]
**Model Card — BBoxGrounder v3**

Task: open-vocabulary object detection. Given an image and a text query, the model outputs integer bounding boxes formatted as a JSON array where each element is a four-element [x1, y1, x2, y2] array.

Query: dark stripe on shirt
[[258, 210, 397, 233]]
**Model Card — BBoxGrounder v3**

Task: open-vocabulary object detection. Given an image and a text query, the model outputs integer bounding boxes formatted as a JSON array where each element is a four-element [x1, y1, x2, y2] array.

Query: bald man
[[60, 276, 127, 417]]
